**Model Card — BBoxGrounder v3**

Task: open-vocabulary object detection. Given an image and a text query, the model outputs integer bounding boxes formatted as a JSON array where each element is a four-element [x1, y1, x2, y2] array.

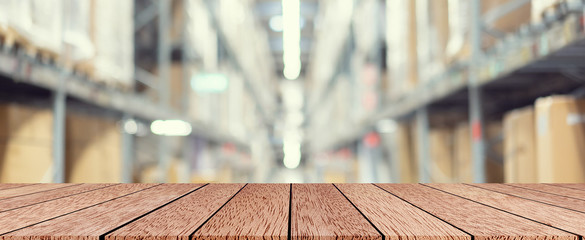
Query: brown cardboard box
[[536, 96, 585, 183], [66, 112, 121, 183], [485, 122, 504, 183], [0, 103, 53, 183], [397, 122, 419, 183], [503, 107, 537, 183], [454, 123, 473, 183], [430, 127, 455, 183]]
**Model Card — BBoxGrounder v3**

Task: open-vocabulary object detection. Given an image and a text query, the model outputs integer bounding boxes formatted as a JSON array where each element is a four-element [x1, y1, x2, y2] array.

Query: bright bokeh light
[[150, 120, 192, 136], [123, 119, 138, 135], [269, 15, 283, 32], [282, 0, 301, 80], [283, 140, 301, 169]]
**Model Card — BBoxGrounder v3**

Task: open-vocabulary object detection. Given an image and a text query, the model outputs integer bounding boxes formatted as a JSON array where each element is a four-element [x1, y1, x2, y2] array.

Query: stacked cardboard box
[[0, 103, 53, 183], [503, 107, 537, 183], [453, 123, 473, 182], [65, 112, 121, 183], [535, 96, 585, 183], [396, 122, 419, 183], [430, 127, 456, 183]]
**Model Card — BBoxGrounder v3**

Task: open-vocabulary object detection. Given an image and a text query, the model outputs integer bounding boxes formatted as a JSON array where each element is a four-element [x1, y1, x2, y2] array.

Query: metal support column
[[415, 107, 430, 183], [469, 0, 486, 183], [51, 75, 66, 183], [180, 0, 192, 183], [157, 0, 171, 183], [121, 114, 134, 183]]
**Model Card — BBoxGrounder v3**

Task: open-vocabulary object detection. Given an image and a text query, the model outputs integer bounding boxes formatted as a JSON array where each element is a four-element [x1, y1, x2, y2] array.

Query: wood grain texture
[[0, 184, 31, 191], [509, 183, 585, 199], [0, 183, 155, 234], [0, 184, 115, 212], [377, 184, 576, 240], [428, 183, 585, 236], [193, 184, 288, 240], [3, 184, 203, 240], [547, 184, 585, 191], [335, 184, 470, 240], [0, 184, 77, 200], [291, 184, 381, 240], [106, 183, 244, 240], [473, 184, 585, 213]]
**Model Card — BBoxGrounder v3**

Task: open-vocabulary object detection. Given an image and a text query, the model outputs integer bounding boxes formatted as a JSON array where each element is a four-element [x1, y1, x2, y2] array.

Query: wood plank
[[0, 184, 32, 191], [193, 183, 288, 240], [0, 184, 77, 200], [428, 183, 585, 237], [509, 183, 585, 199], [335, 184, 470, 240], [377, 184, 576, 240], [0, 183, 115, 212], [3, 184, 203, 240], [106, 183, 244, 240], [548, 184, 585, 191], [0, 183, 157, 234], [291, 184, 381, 240], [474, 184, 585, 213]]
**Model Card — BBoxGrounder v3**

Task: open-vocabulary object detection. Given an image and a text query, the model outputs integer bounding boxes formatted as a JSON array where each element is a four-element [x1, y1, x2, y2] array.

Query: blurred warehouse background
[[0, 0, 584, 183]]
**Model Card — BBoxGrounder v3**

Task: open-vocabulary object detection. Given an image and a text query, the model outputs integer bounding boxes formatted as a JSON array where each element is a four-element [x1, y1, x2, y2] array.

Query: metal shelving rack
[[0, 0, 251, 183], [315, 0, 585, 183]]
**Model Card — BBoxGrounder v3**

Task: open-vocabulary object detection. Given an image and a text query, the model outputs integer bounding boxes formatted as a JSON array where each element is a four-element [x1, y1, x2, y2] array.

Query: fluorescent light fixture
[[150, 120, 192, 136], [269, 15, 283, 32], [191, 73, 229, 93], [283, 140, 301, 169], [282, 0, 301, 80], [376, 119, 397, 133], [123, 119, 138, 135]]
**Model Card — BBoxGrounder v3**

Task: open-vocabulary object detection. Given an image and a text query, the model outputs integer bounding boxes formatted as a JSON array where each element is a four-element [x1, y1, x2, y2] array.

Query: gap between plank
[[503, 184, 585, 202], [188, 183, 249, 238], [463, 183, 585, 215], [0, 184, 120, 214], [544, 183, 585, 192], [98, 183, 210, 240], [288, 183, 292, 240], [0, 184, 83, 202], [333, 184, 385, 240], [0, 184, 163, 236], [422, 184, 582, 240], [372, 184, 475, 240]]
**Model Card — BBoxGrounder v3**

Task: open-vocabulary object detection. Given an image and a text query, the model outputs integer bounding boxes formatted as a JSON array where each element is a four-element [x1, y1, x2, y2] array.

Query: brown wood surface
[[0, 183, 115, 212], [291, 184, 381, 240], [335, 184, 470, 240], [428, 183, 585, 236], [3, 184, 203, 240], [193, 184, 288, 240], [377, 184, 576, 240], [509, 183, 585, 199], [107, 183, 244, 240], [473, 184, 585, 213], [547, 184, 585, 191], [0, 184, 77, 200], [0, 183, 155, 234], [0, 184, 31, 191]]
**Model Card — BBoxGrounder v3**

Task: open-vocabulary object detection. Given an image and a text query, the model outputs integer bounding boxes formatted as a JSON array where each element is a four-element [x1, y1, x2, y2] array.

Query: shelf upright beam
[[52, 72, 67, 183], [469, 0, 486, 183], [415, 107, 430, 183], [157, 0, 171, 183], [180, 0, 192, 183], [121, 114, 134, 183]]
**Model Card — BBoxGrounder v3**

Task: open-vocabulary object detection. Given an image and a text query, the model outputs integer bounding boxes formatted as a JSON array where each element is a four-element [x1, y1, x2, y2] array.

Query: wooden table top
[[0, 183, 585, 240]]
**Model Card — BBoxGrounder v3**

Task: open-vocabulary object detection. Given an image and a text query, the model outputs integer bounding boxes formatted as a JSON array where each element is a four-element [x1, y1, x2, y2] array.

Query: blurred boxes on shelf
[[65, 111, 121, 183], [430, 127, 456, 183], [0, 103, 53, 183], [453, 123, 472, 183], [503, 107, 537, 183], [535, 96, 585, 183], [532, 0, 562, 23], [396, 122, 419, 183]]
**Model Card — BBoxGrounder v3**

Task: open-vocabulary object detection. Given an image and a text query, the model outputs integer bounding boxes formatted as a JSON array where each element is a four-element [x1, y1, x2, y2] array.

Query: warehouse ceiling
[[254, 0, 319, 78]]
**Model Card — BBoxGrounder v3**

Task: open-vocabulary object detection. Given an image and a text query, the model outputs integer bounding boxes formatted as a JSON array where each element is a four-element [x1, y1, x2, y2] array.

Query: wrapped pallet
[[417, 0, 450, 83], [0, 103, 53, 183], [62, 0, 94, 70], [386, 0, 418, 99], [503, 107, 537, 183], [93, 0, 134, 89], [65, 112, 121, 183], [535, 96, 585, 183], [430, 127, 456, 183]]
